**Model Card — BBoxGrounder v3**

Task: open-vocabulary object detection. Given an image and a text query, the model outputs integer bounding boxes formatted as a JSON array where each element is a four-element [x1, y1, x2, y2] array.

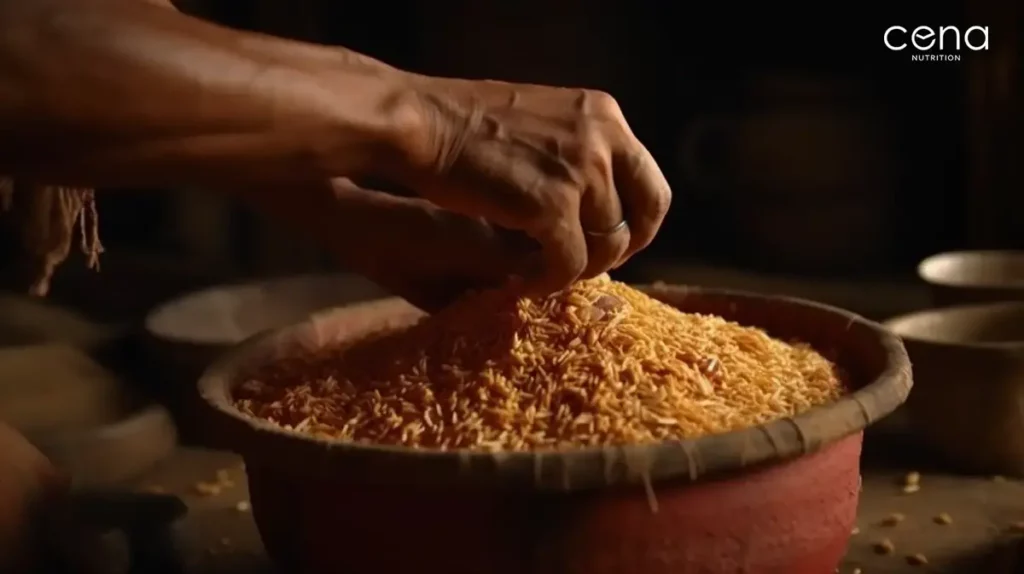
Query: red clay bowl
[[198, 285, 912, 574]]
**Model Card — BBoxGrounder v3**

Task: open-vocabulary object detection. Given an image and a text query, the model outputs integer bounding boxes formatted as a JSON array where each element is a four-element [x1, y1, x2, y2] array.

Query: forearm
[[0, 0, 413, 188]]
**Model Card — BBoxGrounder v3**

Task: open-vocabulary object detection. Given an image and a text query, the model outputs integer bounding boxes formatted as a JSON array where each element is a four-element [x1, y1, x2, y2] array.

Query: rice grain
[[234, 276, 844, 451]]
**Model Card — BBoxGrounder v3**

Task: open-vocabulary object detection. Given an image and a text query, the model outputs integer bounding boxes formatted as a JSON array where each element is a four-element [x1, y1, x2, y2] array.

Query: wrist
[[282, 52, 421, 181]]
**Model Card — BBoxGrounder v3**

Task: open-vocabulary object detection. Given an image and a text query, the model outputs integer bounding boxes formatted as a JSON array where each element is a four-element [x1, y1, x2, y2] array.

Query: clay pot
[[143, 273, 384, 441], [886, 303, 1024, 476], [918, 250, 1024, 307], [198, 286, 912, 574]]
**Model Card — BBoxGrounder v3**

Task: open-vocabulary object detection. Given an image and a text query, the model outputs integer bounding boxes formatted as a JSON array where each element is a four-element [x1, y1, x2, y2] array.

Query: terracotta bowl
[[145, 273, 386, 378], [885, 303, 1024, 476], [143, 273, 384, 440], [918, 250, 1024, 307], [198, 286, 912, 574]]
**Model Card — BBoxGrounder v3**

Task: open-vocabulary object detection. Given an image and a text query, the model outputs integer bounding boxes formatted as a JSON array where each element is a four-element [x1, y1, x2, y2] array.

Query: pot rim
[[918, 250, 1024, 289], [885, 301, 1024, 352], [197, 284, 912, 490], [144, 272, 384, 346]]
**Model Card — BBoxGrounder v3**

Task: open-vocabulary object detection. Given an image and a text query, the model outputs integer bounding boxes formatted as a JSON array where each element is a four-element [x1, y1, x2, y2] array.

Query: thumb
[[331, 178, 538, 281], [329, 181, 538, 310]]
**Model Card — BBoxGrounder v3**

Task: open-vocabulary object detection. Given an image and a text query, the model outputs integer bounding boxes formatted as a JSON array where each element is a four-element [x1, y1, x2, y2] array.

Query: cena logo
[[884, 25, 989, 61]]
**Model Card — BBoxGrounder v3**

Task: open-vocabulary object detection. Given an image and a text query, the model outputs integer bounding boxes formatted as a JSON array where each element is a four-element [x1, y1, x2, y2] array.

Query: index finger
[[527, 188, 588, 296], [613, 141, 672, 265]]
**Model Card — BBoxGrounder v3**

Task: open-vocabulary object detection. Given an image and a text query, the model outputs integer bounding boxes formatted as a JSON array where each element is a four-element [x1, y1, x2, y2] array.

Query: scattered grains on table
[[235, 500, 251, 512], [933, 512, 953, 525], [215, 469, 235, 488], [851, 568, 862, 574], [880, 512, 905, 527], [902, 484, 920, 494], [234, 276, 845, 450], [906, 553, 928, 566], [873, 538, 895, 555], [193, 468, 238, 497], [193, 482, 222, 497]]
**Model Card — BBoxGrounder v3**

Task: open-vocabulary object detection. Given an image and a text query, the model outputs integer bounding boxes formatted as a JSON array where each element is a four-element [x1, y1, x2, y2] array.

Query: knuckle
[[588, 90, 623, 119], [629, 150, 671, 219], [517, 173, 561, 221], [540, 184, 578, 217], [652, 185, 672, 218], [564, 133, 613, 185]]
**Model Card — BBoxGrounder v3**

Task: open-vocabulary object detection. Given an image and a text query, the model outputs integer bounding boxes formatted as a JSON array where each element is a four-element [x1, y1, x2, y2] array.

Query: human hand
[[389, 78, 672, 295], [243, 178, 534, 312]]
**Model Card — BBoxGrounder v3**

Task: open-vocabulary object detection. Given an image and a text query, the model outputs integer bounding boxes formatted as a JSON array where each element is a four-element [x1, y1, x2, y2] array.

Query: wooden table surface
[[141, 438, 1024, 574], [48, 255, 1016, 572]]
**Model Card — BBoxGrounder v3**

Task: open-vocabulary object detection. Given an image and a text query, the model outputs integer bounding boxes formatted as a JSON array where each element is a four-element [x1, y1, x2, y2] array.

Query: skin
[[0, 0, 672, 567], [0, 0, 672, 298]]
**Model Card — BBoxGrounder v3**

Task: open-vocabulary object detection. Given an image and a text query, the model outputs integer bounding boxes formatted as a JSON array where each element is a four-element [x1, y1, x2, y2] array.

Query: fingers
[[396, 225, 531, 313], [330, 178, 538, 310], [529, 187, 588, 295], [539, 89, 670, 268], [549, 134, 662, 284], [579, 170, 630, 279], [406, 81, 669, 293], [613, 141, 672, 265]]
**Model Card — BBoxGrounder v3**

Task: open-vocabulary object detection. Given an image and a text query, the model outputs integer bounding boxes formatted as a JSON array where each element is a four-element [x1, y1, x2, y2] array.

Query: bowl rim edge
[[917, 250, 1024, 289], [196, 285, 912, 490]]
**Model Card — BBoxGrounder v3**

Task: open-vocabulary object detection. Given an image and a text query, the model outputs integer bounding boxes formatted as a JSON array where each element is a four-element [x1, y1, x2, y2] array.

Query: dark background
[[12, 0, 1023, 319]]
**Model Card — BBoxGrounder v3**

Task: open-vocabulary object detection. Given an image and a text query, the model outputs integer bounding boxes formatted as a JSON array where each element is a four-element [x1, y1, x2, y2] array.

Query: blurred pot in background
[[886, 303, 1024, 477], [679, 74, 899, 275], [918, 250, 1024, 307], [143, 273, 385, 443]]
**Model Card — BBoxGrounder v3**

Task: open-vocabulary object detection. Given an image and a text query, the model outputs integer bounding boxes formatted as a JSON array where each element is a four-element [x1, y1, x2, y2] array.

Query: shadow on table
[[941, 537, 1024, 574], [862, 409, 986, 477]]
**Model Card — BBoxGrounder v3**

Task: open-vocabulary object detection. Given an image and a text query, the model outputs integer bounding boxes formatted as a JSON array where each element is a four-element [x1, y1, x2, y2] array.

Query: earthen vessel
[[918, 250, 1024, 307], [199, 285, 912, 574], [886, 302, 1024, 476]]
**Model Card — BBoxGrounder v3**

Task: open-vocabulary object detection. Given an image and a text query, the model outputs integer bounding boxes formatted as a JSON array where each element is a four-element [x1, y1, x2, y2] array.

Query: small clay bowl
[[886, 303, 1024, 476], [198, 287, 912, 574], [143, 273, 384, 439], [918, 250, 1024, 307], [145, 273, 385, 378]]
